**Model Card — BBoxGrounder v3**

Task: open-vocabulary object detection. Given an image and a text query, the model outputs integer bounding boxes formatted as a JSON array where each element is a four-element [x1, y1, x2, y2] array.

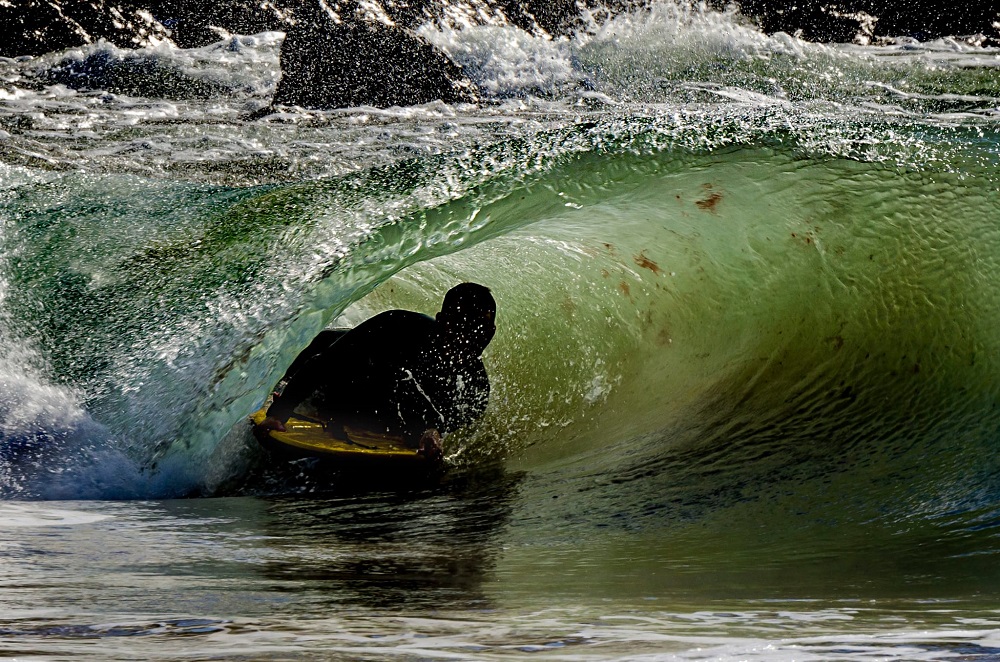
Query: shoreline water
[[4, 491, 1000, 660]]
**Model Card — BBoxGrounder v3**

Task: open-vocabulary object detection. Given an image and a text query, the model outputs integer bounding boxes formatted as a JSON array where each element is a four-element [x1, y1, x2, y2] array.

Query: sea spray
[[0, 1, 995, 505]]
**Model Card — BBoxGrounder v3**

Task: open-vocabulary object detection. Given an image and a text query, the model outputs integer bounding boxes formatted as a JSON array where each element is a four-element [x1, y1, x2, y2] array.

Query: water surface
[[1, 2, 999, 658]]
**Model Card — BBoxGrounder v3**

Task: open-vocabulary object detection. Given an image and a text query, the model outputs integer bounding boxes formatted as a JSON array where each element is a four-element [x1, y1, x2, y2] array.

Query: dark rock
[[868, 0, 999, 42], [720, 0, 1000, 43], [0, 1, 89, 57], [731, 0, 876, 43], [266, 0, 610, 110], [0, 0, 169, 58], [298, 0, 582, 36], [358, 0, 505, 30], [148, 0, 292, 48], [150, 0, 526, 50], [492, 0, 585, 36], [273, 1, 478, 109], [150, 0, 593, 46]]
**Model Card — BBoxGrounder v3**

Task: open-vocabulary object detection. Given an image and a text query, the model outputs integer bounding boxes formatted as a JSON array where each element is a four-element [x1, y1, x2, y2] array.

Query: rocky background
[[2, 0, 999, 108]]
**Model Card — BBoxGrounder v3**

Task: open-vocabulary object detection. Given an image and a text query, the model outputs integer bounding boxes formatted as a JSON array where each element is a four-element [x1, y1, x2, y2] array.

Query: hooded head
[[435, 283, 496, 359]]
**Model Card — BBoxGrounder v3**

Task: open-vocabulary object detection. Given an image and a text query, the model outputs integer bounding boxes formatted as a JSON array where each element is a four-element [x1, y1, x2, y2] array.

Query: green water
[[2, 6, 1000, 657], [4, 487, 1000, 660]]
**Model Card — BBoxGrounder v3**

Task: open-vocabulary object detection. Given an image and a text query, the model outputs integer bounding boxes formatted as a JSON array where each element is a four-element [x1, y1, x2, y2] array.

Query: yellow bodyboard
[[250, 408, 422, 462]]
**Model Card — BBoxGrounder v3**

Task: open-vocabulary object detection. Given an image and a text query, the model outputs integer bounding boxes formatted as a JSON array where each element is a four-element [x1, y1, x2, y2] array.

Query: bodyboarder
[[255, 282, 496, 462]]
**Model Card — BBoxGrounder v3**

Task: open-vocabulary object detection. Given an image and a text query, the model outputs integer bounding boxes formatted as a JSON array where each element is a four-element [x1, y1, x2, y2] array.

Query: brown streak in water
[[633, 251, 663, 275], [696, 191, 723, 213]]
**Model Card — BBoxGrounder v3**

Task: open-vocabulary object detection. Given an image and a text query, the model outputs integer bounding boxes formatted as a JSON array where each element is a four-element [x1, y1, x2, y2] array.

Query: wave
[[1, 112, 998, 518], [0, 0, 998, 556]]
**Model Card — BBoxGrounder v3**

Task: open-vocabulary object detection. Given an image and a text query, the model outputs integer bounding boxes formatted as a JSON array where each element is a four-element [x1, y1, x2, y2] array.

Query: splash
[[0, 292, 144, 499], [0, 1, 997, 505]]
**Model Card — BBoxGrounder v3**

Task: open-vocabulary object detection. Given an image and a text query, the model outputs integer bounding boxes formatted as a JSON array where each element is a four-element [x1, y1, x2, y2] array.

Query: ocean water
[[1, 2, 1000, 658]]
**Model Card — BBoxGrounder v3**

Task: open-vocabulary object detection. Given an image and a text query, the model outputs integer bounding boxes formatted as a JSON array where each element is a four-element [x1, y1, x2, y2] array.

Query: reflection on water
[[4, 467, 1000, 659], [250, 467, 524, 610], [0, 466, 521, 611]]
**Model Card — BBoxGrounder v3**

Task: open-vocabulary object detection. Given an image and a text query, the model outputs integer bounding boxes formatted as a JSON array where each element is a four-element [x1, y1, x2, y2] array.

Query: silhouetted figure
[[257, 283, 496, 460]]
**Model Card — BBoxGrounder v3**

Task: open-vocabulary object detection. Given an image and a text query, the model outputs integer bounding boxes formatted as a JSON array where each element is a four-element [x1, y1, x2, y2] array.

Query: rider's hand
[[417, 428, 443, 462], [253, 416, 286, 442]]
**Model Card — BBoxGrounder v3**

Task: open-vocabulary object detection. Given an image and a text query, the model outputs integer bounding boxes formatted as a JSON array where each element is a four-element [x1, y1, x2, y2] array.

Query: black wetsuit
[[266, 310, 490, 443]]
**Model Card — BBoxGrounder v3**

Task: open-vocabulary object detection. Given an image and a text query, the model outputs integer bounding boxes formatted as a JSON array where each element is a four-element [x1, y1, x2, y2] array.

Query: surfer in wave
[[255, 283, 496, 462]]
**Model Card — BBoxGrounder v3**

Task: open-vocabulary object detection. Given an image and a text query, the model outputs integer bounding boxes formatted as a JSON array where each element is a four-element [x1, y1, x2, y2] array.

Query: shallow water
[[1, 1, 1000, 658], [5, 486, 1000, 660]]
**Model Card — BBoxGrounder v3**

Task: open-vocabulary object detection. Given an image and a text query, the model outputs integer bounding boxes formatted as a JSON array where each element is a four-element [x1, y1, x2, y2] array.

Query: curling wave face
[[2, 117, 999, 512], [0, 3, 997, 520]]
